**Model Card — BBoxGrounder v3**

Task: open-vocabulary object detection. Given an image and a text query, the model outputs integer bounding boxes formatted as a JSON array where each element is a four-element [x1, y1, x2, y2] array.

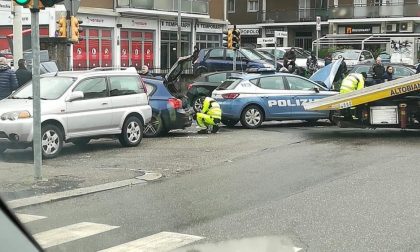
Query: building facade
[[227, 0, 420, 59], [0, 0, 227, 71]]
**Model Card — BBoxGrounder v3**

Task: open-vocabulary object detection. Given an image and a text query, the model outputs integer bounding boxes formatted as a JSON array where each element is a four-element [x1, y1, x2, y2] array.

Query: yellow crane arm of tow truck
[[303, 73, 420, 111]]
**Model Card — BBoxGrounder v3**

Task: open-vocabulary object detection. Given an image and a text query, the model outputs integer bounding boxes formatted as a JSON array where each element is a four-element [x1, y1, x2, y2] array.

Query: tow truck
[[303, 74, 420, 129]]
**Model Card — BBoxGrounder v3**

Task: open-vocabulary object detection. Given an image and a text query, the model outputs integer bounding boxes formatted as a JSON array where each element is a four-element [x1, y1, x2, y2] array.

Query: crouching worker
[[195, 97, 222, 134]]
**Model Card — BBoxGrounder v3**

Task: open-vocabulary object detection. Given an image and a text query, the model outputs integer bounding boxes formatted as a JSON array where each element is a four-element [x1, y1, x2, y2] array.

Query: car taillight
[[168, 98, 183, 109], [187, 84, 193, 90], [222, 93, 240, 99]]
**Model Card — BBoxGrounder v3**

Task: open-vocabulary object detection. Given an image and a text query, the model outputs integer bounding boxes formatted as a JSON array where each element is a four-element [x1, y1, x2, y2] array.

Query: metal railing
[[257, 3, 420, 22], [328, 3, 420, 19], [116, 0, 209, 14], [258, 8, 328, 23]]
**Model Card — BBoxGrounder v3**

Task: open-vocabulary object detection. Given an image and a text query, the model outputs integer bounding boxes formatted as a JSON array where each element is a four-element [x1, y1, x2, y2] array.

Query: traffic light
[[70, 16, 83, 42], [56, 16, 67, 38], [14, 0, 63, 8], [223, 29, 233, 49], [14, 0, 44, 9], [40, 0, 64, 7], [232, 28, 241, 49]]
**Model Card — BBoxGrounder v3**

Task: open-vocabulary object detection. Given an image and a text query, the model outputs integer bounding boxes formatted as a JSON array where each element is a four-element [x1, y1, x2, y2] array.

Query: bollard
[[399, 103, 407, 129]]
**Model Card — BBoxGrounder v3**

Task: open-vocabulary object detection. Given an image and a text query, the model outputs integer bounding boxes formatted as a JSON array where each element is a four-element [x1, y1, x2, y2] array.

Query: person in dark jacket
[[324, 54, 332, 66], [306, 51, 318, 76], [383, 66, 394, 82], [15, 59, 32, 87], [192, 45, 199, 63], [283, 48, 297, 73], [0, 57, 18, 100], [370, 57, 385, 84], [416, 63, 420, 74]]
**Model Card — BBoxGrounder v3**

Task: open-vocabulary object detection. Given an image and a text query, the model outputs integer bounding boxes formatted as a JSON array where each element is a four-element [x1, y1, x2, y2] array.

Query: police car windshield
[[217, 78, 242, 90]]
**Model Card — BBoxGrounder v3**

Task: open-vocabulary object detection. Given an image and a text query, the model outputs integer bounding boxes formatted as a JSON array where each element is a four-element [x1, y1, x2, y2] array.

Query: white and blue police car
[[211, 61, 341, 128]]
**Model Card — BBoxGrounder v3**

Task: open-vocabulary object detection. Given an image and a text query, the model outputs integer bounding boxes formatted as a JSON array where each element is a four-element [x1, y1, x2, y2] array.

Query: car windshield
[[332, 51, 360, 60], [258, 51, 275, 60], [11, 77, 75, 100], [241, 48, 264, 61]]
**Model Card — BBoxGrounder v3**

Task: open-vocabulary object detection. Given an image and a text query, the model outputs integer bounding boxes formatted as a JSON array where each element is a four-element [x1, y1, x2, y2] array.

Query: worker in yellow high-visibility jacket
[[340, 72, 367, 94], [339, 72, 367, 120], [196, 97, 222, 134]]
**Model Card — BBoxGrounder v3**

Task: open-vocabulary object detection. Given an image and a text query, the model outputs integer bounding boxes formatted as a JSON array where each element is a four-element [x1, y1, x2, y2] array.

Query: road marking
[[98, 231, 204, 252], [34, 222, 119, 248], [7, 178, 146, 209], [16, 213, 47, 223]]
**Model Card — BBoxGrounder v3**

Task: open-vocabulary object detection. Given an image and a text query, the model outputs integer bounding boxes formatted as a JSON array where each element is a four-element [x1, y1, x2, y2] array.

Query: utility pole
[[177, 0, 181, 59], [12, 4, 23, 67], [31, 0, 42, 180]]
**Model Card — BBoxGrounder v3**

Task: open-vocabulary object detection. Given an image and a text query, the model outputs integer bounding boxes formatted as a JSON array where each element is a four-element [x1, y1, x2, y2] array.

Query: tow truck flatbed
[[304, 74, 420, 111]]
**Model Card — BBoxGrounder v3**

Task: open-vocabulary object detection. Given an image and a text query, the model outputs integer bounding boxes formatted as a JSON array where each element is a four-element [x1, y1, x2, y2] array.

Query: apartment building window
[[228, 0, 235, 13], [299, 0, 311, 20], [247, 0, 259, 12], [196, 34, 221, 49], [354, 0, 367, 6]]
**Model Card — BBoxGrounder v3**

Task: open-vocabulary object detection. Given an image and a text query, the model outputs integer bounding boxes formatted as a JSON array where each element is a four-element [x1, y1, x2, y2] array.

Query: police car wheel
[[241, 105, 264, 129]]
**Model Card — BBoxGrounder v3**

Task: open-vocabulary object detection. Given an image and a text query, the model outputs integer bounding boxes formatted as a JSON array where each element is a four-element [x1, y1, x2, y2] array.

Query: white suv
[[0, 68, 152, 158]]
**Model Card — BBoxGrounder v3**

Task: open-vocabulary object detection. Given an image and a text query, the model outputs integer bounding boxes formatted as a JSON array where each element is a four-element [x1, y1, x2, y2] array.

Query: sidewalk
[[0, 150, 143, 201]]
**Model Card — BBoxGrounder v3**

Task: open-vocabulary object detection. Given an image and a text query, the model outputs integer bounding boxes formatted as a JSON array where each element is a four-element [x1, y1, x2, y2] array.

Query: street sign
[[316, 16, 321, 31], [63, 0, 80, 15], [257, 37, 276, 45], [275, 31, 287, 38]]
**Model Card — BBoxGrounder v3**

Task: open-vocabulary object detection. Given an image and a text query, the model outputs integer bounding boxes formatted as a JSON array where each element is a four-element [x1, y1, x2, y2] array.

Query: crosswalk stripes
[[98, 231, 204, 252], [33, 222, 119, 248], [15, 213, 47, 223]]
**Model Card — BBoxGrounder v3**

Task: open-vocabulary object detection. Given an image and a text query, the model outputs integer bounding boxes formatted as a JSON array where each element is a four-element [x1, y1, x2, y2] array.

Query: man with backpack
[[0, 57, 18, 100]]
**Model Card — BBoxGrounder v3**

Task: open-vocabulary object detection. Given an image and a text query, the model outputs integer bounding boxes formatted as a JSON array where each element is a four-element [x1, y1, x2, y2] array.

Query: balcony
[[329, 3, 420, 19], [116, 0, 208, 15], [258, 8, 329, 23]]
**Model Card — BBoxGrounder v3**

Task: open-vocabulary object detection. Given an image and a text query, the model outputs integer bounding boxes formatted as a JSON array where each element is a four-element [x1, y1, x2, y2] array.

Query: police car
[[211, 62, 340, 128]]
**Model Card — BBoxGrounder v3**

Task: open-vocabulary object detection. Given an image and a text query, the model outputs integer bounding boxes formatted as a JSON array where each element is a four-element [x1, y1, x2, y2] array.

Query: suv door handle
[[102, 102, 108, 105]]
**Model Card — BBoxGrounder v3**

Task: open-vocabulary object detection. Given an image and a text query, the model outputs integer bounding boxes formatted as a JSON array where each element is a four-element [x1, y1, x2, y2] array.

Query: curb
[[7, 178, 147, 209]]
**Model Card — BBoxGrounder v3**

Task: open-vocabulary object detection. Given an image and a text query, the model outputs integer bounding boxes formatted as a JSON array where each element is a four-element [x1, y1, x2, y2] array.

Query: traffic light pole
[[233, 49, 236, 71], [31, 0, 42, 180], [66, 10, 71, 70]]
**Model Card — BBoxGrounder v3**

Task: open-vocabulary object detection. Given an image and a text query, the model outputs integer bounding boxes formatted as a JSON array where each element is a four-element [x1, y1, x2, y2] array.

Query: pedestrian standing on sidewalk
[[15, 59, 32, 87], [0, 57, 18, 100]]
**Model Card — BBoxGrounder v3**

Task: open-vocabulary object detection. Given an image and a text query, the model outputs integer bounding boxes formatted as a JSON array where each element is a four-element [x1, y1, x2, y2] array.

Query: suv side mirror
[[360, 55, 365, 61], [313, 87, 320, 93], [66, 91, 84, 102]]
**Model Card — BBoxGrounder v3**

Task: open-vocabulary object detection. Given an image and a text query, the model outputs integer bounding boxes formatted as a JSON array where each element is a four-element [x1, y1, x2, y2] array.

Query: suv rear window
[[109, 76, 144, 96]]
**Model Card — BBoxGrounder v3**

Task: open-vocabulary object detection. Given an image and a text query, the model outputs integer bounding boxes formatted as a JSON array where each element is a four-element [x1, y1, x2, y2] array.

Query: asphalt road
[[7, 122, 420, 252]]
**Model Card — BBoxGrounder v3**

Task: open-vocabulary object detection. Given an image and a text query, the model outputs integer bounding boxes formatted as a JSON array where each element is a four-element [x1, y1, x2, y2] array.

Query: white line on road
[[98, 231, 204, 252], [15, 213, 47, 223], [34, 222, 119, 249], [7, 178, 146, 209]]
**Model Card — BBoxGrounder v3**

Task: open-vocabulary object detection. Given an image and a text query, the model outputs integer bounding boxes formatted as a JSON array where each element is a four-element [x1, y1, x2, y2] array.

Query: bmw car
[[211, 61, 341, 128]]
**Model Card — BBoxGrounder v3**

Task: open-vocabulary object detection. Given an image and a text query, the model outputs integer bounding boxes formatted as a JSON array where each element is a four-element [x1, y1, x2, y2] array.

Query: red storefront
[[73, 28, 113, 70], [120, 30, 154, 69]]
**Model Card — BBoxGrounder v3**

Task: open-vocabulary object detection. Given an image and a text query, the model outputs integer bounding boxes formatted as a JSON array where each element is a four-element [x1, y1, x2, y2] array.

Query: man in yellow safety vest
[[196, 97, 222, 134]]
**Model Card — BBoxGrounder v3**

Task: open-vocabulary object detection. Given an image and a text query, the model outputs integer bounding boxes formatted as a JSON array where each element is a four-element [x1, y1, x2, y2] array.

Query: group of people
[[0, 56, 32, 100], [370, 57, 395, 84]]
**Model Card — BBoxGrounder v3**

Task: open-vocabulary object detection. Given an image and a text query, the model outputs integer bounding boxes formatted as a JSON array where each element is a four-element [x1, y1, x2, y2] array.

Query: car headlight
[[1, 111, 32, 121]]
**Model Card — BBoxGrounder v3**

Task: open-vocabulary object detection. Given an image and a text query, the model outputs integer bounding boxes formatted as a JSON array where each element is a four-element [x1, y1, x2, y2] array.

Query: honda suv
[[193, 48, 275, 76], [0, 68, 152, 158]]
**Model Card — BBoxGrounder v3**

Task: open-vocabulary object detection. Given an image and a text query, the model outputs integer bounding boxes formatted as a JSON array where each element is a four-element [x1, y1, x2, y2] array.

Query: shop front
[[73, 14, 116, 70], [195, 22, 223, 49], [118, 17, 158, 69], [160, 19, 192, 70]]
